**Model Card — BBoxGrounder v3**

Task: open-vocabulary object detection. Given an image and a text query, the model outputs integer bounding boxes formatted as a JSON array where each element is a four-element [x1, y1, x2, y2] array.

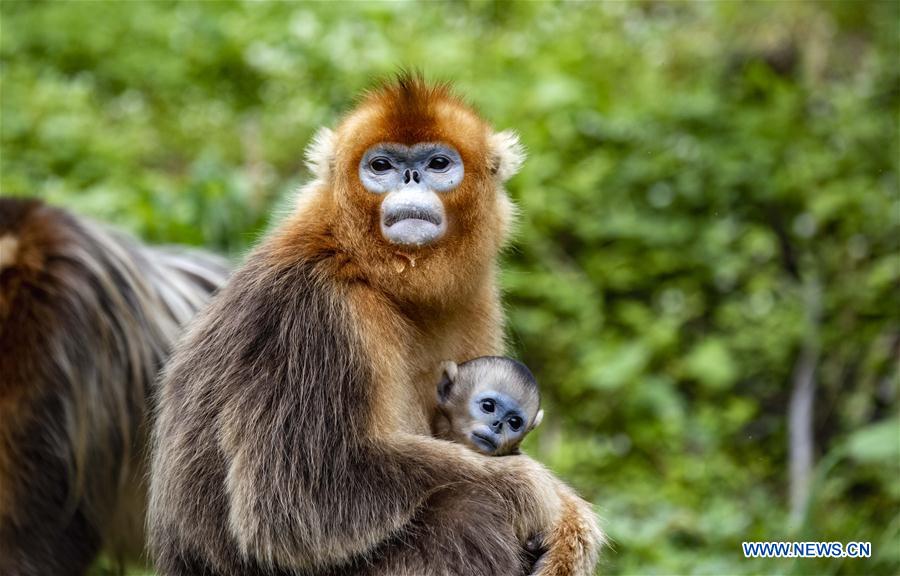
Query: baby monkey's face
[[463, 388, 536, 455], [437, 357, 543, 456]]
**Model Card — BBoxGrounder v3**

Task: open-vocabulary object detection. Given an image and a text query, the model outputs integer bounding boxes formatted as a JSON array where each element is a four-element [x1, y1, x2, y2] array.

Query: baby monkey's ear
[[437, 361, 458, 404], [531, 409, 544, 430]]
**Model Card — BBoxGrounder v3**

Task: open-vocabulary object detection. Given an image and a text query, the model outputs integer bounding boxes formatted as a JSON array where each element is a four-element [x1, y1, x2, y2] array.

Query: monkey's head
[[436, 357, 543, 456], [287, 73, 524, 306]]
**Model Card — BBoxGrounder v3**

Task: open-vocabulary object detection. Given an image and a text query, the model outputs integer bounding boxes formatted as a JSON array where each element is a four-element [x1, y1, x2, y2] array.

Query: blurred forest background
[[1, 1, 898, 574]]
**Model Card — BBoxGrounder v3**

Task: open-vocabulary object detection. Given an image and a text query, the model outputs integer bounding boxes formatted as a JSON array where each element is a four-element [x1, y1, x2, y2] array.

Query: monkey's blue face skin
[[359, 143, 464, 248], [468, 390, 529, 455]]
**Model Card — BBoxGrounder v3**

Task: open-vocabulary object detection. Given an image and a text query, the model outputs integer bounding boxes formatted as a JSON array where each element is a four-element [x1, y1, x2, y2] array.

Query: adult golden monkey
[[149, 74, 603, 576]]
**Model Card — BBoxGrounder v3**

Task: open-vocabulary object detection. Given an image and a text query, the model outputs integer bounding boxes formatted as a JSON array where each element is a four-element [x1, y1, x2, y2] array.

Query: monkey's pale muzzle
[[380, 188, 447, 247]]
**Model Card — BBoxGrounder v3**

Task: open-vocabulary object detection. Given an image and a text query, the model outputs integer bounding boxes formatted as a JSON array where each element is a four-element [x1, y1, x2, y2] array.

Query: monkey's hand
[[528, 486, 604, 576], [492, 457, 604, 576]]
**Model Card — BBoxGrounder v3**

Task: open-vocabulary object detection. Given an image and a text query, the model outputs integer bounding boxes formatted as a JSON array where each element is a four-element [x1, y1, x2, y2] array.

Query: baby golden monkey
[[434, 357, 544, 457]]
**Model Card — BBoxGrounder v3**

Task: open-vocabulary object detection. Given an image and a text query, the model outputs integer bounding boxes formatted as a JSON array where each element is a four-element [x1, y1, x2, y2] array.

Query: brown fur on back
[[0, 197, 229, 575]]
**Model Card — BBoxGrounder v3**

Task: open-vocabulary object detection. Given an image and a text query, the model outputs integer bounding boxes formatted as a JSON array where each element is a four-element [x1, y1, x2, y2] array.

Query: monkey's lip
[[382, 207, 442, 228], [470, 431, 498, 454], [380, 213, 446, 247]]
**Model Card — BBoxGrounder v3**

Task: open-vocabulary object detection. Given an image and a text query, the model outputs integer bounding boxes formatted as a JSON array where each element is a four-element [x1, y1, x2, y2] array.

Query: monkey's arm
[[529, 482, 605, 576], [220, 408, 564, 571]]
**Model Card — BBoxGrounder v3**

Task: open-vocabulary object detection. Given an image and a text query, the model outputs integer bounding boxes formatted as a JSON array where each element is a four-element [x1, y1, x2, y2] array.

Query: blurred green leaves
[[1, 1, 898, 574], [845, 418, 900, 467]]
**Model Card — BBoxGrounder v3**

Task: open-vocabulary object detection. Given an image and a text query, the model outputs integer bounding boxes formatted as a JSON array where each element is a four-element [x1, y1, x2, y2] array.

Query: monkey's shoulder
[[165, 250, 368, 403]]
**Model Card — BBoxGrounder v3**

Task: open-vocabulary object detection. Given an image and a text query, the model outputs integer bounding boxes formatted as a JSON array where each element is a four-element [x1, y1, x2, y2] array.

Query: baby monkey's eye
[[480, 399, 495, 413], [508, 416, 523, 431], [427, 156, 450, 171], [370, 157, 393, 172]]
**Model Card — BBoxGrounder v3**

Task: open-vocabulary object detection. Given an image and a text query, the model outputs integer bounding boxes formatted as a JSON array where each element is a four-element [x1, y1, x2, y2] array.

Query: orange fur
[[272, 74, 512, 311], [535, 492, 606, 576]]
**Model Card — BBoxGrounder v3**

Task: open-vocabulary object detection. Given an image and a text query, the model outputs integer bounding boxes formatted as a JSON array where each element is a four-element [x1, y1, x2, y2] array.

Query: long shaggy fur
[[149, 74, 602, 576], [0, 197, 229, 576]]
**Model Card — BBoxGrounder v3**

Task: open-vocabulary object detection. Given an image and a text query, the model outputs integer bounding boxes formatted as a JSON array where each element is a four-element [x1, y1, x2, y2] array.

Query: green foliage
[[2, 1, 897, 574]]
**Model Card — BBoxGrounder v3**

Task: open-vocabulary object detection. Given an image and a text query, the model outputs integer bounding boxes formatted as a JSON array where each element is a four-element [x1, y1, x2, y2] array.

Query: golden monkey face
[[326, 76, 507, 258], [358, 142, 464, 248], [294, 75, 524, 304]]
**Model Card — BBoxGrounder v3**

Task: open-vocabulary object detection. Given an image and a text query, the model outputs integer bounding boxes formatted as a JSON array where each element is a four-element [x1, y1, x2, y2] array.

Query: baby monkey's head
[[437, 356, 543, 456]]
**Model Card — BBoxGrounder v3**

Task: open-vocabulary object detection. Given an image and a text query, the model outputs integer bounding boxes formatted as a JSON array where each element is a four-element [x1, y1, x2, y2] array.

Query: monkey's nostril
[[403, 169, 411, 184], [412, 170, 420, 183]]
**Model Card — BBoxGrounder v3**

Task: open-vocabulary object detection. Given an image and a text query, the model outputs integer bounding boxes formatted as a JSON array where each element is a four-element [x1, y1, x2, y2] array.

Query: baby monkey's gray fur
[[434, 356, 544, 457]]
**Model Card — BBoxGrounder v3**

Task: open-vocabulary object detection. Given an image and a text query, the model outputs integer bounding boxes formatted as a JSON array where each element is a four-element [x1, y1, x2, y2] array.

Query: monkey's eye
[[369, 157, 393, 172], [508, 416, 523, 431], [480, 399, 496, 413], [427, 156, 451, 171]]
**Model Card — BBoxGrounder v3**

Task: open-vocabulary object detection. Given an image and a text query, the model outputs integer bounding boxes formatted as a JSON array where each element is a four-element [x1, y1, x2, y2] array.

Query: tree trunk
[[788, 275, 822, 526]]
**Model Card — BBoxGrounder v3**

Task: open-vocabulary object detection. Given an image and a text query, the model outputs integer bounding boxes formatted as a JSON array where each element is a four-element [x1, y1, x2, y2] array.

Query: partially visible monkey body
[[150, 75, 603, 576], [0, 198, 229, 576], [434, 357, 544, 457]]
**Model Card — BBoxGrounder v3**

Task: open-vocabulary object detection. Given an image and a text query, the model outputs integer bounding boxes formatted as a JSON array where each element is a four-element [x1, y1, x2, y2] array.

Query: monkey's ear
[[439, 360, 458, 382], [489, 130, 526, 182], [437, 361, 458, 404], [531, 409, 544, 430], [304, 127, 336, 181]]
